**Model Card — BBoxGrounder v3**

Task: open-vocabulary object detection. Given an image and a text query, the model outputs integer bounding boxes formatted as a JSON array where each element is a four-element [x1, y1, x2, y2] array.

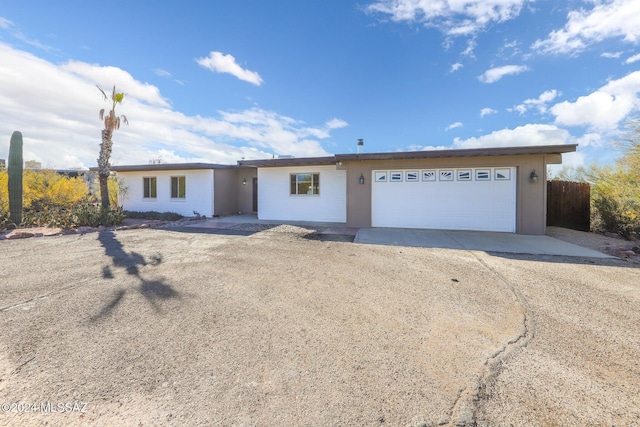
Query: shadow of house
[[92, 231, 180, 321]]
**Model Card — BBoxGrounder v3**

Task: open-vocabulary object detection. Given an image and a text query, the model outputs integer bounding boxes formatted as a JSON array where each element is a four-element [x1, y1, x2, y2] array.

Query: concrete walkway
[[355, 227, 613, 258], [187, 214, 358, 236], [189, 214, 610, 258]]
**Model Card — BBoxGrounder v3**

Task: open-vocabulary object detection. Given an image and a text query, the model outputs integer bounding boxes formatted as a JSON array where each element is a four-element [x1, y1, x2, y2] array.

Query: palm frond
[[99, 108, 105, 120], [121, 115, 129, 125], [97, 85, 108, 101]]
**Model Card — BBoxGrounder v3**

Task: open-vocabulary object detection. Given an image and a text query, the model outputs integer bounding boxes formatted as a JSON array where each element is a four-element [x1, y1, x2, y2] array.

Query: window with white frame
[[171, 176, 186, 199], [143, 177, 157, 198], [290, 173, 320, 195]]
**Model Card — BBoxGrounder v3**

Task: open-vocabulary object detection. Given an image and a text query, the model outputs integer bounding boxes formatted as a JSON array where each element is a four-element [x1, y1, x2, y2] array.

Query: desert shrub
[[591, 192, 640, 239], [124, 210, 183, 221], [73, 202, 125, 227], [21, 201, 125, 229], [1, 169, 89, 211], [22, 169, 89, 209], [0, 169, 130, 230], [559, 128, 640, 240], [0, 209, 12, 231], [0, 170, 7, 212], [588, 158, 640, 239]]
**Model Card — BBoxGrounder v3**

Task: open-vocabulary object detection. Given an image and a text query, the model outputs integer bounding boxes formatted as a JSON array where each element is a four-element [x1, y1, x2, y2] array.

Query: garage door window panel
[[457, 170, 471, 181]]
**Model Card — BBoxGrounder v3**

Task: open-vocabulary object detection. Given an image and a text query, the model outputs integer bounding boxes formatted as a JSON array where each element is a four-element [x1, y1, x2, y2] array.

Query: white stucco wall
[[118, 170, 214, 217], [257, 165, 347, 223]]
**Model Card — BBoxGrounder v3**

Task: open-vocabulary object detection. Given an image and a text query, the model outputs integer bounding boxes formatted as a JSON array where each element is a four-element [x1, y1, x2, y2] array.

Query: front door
[[252, 177, 258, 213]]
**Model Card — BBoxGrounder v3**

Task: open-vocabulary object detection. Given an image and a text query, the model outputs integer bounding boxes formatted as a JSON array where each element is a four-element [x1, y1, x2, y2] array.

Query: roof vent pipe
[[357, 138, 364, 154]]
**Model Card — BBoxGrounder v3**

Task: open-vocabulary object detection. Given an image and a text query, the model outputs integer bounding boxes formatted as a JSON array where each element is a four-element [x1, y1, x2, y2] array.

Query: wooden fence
[[547, 180, 591, 231]]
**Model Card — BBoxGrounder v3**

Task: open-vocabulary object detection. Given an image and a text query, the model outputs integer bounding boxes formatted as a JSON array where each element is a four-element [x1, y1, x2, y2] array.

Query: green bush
[[20, 201, 125, 229], [73, 202, 125, 227], [0, 209, 13, 231], [124, 210, 183, 221], [592, 193, 640, 239]]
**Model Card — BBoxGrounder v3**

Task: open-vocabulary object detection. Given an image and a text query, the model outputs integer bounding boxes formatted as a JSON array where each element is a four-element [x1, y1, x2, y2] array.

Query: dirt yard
[[0, 226, 638, 426]]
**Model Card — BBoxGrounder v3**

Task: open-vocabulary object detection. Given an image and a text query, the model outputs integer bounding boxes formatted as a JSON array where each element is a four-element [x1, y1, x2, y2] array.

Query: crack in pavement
[[446, 251, 536, 427], [0, 277, 98, 313]]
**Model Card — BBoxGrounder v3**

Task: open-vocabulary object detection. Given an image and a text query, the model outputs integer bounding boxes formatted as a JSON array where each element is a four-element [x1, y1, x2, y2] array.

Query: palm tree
[[97, 85, 128, 209]]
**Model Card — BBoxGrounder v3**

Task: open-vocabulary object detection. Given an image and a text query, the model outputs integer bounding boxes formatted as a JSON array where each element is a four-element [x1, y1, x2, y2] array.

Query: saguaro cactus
[[8, 131, 23, 225]]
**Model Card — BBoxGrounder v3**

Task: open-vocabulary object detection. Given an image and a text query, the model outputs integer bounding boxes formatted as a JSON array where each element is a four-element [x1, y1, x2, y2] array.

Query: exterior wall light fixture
[[242, 178, 247, 185], [359, 173, 365, 185], [529, 170, 539, 184]]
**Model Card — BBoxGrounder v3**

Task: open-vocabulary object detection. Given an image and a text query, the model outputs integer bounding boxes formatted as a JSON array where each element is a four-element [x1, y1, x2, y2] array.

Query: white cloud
[[512, 89, 559, 114], [574, 133, 604, 148], [450, 62, 463, 73], [532, 0, 640, 54], [366, 0, 529, 37], [325, 118, 349, 129], [154, 68, 172, 77], [480, 107, 497, 117], [625, 53, 640, 64], [461, 39, 477, 56], [407, 144, 449, 151], [452, 124, 571, 148], [478, 64, 529, 83], [0, 16, 14, 29], [411, 123, 572, 154], [196, 51, 263, 86], [154, 68, 184, 85], [601, 51, 622, 58], [60, 60, 171, 108], [445, 121, 463, 131], [0, 16, 57, 52], [0, 43, 341, 168], [550, 70, 640, 130]]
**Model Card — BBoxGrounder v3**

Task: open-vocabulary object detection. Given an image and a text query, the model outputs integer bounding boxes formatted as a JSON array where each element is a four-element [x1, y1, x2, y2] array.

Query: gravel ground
[[473, 252, 640, 426], [0, 227, 639, 426], [545, 226, 626, 251]]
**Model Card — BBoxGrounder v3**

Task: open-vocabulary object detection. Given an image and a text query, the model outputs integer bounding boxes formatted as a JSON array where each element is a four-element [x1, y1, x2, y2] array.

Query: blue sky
[[1, 1, 640, 170]]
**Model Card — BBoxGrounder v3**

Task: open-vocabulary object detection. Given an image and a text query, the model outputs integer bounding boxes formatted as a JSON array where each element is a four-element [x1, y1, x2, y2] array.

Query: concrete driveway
[[0, 226, 638, 426], [187, 214, 610, 258], [355, 227, 612, 258]]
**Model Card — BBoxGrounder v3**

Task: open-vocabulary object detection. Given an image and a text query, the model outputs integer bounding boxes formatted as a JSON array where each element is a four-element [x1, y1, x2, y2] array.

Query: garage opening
[[371, 167, 516, 232]]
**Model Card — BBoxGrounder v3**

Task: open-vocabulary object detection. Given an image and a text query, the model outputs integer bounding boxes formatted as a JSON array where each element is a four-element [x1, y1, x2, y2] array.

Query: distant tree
[[548, 166, 589, 182], [587, 119, 640, 238], [97, 85, 128, 209], [149, 156, 166, 165], [619, 118, 640, 172]]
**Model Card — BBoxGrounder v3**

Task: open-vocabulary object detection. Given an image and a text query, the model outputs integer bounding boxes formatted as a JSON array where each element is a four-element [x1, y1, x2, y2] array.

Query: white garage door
[[371, 167, 516, 232]]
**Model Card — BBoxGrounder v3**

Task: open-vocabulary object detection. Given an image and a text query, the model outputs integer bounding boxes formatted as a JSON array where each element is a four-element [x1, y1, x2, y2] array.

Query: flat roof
[[100, 145, 578, 171], [335, 144, 577, 161], [99, 163, 244, 172], [238, 144, 577, 167], [237, 156, 336, 167]]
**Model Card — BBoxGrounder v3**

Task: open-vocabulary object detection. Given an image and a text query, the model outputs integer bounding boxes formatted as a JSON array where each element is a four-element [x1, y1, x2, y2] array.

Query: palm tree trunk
[[98, 174, 110, 209], [98, 128, 113, 209]]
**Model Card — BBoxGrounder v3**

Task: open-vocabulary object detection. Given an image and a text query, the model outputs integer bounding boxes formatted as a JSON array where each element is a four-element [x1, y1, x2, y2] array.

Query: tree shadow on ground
[[91, 231, 180, 321]]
